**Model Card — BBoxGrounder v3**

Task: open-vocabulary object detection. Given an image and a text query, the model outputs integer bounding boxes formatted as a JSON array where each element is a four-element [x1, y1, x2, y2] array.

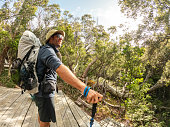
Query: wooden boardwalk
[[0, 86, 101, 127]]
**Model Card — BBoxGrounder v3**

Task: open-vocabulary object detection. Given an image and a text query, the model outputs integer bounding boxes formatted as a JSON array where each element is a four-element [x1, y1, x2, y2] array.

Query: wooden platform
[[0, 86, 101, 127]]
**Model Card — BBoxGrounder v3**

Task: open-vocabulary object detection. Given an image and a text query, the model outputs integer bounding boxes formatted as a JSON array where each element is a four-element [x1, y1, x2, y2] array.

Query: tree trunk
[[0, 46, 9, 75], [148, 81, 166, 93], [82, 57, 98, 78], [8, 57, 13, 77], [103, 100, 125, 109], [105, 84, 129, 98], [76, 97, 92, 109], [95, 81, 129, 98], [148, 61, 169, 93]]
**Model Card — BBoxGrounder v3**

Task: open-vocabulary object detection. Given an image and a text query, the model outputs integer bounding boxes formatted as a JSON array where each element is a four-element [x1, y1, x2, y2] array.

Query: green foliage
[[117, 1, 170, 125], [0, 70, 15, 88], [115, 42, 163, 126], [0, 0, 169, 126], [0, 28, 11, 48]]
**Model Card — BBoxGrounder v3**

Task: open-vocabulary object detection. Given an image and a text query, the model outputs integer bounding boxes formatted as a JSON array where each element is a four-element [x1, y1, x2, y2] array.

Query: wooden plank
[[60, 91, 79, 127], [0, 87, 21, 103], [26, 102, 38, 127], [13, 95, 32, 126], [0, 86, 102, 127], [5, 94, 29, 127], [0, 88, 16, 102], [79, 105, 101, 127], [0, 90, 10, 101], [1, 93, 27, 127], [50, 96, 57, 127], [50, 122, 57, 127], [54, 92, 64, 127], [0, 87, 22, 126], [0, 91, 14, 107], [29, 102, 39, 127], [74, 105, 90, 126], [16, 97, 32, 126], [65, 95, 101, 127], [34, 115, 39, 127], [66, 96, 89, 126], [56, 91, 72, 127], [21, 100, 35, 127], [63, 93, 87, 127], [0, 91, 21, 119], [0, 87, 9, 96]]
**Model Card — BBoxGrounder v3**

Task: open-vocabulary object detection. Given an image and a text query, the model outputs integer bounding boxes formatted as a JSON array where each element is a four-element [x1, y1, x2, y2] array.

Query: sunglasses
[[56, 34, 64, 40]]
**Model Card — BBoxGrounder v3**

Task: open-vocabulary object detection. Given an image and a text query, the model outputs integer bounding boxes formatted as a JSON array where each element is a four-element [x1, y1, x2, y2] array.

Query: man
[[34, 29, 103, 127]]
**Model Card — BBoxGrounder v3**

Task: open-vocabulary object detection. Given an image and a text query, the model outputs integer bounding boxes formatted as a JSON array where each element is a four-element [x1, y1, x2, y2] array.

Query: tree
[[0, 29, 11, 75], [118, 0, 170, 92], [0, 0, 48, 74], [81, 14, 96, 52]]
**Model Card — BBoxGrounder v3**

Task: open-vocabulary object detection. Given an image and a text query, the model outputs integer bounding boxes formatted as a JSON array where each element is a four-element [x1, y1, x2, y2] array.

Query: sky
[[49, 0, 142, 31], [0, 0, 142, 34]]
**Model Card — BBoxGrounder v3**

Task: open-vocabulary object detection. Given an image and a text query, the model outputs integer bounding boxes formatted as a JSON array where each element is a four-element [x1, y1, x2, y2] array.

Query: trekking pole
[[90, 103, 97, 127], [83, 86, 98, 127]]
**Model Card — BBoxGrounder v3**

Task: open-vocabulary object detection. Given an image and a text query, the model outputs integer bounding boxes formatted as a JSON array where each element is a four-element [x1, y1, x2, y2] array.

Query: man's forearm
[[56, 64, 86, 94]]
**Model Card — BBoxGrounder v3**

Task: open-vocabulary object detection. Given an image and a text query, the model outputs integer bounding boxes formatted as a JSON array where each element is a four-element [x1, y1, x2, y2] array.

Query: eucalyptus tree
[[117, 0, 170, 126], [33, 3, 62, 43], [43, 4, 61, 27], [0, 28, 11, 75], [108, 26, 117, 35], [81, 14, 96, 52], [118, 0, 170, 92], [0, 0, 48, 74]]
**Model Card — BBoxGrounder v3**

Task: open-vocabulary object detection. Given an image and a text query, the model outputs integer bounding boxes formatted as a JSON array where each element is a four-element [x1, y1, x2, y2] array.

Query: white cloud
[[61, 4, 143, 36], [89, 6, 142, 31]]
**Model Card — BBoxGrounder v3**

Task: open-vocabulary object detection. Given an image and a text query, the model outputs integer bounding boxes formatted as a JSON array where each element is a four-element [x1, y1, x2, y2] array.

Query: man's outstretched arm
[[56, 64, 103, 103]]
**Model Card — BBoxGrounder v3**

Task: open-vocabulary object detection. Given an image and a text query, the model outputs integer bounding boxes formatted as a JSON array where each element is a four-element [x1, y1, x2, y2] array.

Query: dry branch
[[82, 57, 98, 78], [105, 84, 129, 98], [103, 100, 124, 109], [76, 97, 92, 109]]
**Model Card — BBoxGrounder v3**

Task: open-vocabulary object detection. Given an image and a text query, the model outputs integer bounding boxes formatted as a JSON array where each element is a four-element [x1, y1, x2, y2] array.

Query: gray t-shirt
[[35, 43, 62, 98]]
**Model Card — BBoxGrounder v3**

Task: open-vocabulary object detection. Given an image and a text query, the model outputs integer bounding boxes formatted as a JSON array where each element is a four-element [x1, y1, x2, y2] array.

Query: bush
[[0, 70, 15, 88]]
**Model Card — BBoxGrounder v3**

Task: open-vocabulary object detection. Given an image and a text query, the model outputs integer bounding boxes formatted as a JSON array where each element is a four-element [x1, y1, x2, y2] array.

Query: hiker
[[34, 29, 103, 127]]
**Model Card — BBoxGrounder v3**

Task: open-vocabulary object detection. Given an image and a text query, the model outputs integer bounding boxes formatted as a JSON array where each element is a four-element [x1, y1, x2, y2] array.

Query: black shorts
[[34, 96, 56, 123]]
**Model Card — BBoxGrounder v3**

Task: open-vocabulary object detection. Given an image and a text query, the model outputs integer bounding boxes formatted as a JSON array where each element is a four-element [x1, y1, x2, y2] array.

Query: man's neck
[[46, 43, 59, 53]]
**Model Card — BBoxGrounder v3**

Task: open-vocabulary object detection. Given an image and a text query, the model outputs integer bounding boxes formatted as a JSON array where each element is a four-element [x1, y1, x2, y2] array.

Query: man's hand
[[86, 89, 103, 103]]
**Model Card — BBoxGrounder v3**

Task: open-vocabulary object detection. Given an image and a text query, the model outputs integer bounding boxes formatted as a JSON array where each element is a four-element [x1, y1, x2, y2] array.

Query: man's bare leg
[[38, 114, 50, 127]]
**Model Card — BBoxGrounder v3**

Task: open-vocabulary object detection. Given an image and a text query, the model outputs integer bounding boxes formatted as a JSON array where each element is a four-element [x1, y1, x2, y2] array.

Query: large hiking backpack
[[11, 30, 41, 94]]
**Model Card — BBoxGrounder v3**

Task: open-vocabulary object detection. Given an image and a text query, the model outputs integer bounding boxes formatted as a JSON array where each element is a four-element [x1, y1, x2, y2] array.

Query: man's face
[[50, 34, 64, 48]]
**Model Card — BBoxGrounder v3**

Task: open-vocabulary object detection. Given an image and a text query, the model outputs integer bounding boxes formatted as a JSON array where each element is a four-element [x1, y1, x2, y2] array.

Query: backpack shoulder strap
[[20, 45, 35, 68]]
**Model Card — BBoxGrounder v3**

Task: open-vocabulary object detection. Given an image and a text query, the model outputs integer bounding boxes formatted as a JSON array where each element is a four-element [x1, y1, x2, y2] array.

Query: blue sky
[[49, 0, 121, 27], [0, 0, 142, 33], [49, 0, 116, 11], [49, 0, 142, 31]]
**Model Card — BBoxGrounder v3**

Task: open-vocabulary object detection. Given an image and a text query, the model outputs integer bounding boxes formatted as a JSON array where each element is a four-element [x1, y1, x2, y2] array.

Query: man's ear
[[49, 36, 53, 43]]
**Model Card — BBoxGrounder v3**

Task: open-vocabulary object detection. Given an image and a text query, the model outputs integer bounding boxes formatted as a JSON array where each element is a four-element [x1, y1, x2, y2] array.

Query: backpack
[[11, 30, 42, 94]]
